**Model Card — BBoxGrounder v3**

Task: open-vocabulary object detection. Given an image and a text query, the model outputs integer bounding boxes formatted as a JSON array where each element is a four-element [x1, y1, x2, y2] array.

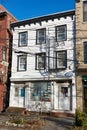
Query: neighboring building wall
[[0, 5, 17, 111], [76, 0, 87, 112], [10, 10, 76, 115]]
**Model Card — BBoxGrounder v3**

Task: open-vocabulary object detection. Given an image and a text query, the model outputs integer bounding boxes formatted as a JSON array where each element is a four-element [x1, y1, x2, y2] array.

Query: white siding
[[10, 11, 76, 114]]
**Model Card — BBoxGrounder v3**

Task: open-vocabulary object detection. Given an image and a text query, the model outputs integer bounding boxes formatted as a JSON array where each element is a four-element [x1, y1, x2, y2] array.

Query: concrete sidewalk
[[41, 116, 75, 130]]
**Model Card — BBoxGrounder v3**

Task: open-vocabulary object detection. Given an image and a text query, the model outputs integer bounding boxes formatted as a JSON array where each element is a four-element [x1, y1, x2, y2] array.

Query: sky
[[0, 0, 75, 21]]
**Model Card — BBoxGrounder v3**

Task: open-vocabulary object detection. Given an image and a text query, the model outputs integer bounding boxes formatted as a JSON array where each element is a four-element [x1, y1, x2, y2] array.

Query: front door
[[58, 86, 70, 110]]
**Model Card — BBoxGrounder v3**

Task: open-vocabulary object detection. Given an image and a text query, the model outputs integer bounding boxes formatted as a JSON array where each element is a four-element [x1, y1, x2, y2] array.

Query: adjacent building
[[10, 10, 76, 116], [76, 0, 87, 113], [0, 5, 17, 111]]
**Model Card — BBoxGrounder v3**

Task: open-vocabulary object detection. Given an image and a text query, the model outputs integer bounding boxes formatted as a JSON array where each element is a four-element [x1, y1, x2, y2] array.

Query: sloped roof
[[0, 4, 17, 21]]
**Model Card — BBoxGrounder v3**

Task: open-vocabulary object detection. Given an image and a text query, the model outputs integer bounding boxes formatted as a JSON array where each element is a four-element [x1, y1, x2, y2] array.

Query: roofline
[[11, 9, 75, 28], [0, 4, 17, 21], [6, 9, 17, 21]]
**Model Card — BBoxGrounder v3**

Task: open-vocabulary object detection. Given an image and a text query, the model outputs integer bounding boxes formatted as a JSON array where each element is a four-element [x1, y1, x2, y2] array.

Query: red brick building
[[0, 5, 17, 111]]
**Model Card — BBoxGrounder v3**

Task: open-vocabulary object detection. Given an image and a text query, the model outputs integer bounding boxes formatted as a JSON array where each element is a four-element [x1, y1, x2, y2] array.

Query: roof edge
[[11, 9, 75, 28]]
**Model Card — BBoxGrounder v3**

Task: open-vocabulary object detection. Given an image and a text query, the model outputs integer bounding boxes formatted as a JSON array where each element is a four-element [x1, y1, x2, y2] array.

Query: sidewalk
[[0, 113, 75, 130], [41, 116, 75, 130]]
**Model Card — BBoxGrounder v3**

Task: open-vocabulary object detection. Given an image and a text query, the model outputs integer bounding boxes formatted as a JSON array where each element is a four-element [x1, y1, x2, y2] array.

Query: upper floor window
[[36, 53, 46, 70], [18, 32, 28, 46], [83, 42, 87, 64], [55, 25, 67, 42], [56, 51, 67, 69], [83, 1, 87, 22], [36, 28, 46, 44], [17, 55, 27, 71]]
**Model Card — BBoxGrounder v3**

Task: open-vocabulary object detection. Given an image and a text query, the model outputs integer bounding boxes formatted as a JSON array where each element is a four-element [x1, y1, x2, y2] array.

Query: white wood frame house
[[10, 10, 76, 116]]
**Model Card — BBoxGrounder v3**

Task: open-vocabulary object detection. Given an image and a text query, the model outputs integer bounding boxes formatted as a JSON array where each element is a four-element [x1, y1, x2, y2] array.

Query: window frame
[[55, 25, 67, 42], [36, 28, 46, 44], [15, 87, 19, 97], [17, 55, 27, 71], [56, 50, 67, 69], [20, 87, 25, 97], [15, 86, 25, 97], [83, 1, 87, 22], [31, 82, 51, 102], [83, 42, 87, 64], [35, 53, 46, 70], [18, 31, 28, 47]]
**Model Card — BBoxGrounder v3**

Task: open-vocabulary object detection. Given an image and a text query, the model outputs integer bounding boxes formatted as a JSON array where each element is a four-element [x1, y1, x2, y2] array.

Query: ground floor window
[[15, 84, 25, 97], [31, 82, 51, 102]]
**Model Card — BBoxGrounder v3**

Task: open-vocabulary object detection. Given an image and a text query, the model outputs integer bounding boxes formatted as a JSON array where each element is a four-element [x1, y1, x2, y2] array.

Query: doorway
[[58, 86, 70, 110]]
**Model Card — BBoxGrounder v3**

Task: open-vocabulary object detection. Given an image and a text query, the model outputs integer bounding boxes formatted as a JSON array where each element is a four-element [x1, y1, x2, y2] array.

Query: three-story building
[[10, 10, 76, 116]]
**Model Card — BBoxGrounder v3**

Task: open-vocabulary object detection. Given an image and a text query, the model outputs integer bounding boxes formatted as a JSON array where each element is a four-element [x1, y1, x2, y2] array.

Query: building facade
[[76, 0, 87, 113], [10, 10, 76, 116], [0, 5, 17, 111]]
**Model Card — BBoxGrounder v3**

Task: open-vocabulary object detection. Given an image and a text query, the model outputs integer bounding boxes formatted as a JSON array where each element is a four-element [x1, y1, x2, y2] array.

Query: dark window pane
[[36, 29, 46, 44], [56, 25, 67, 42], [56, 51, 67, 69], [84, 42, 87, 64], [36, 53, 45, 70], [19, 32, 27, 46], [20, 88, 25, 97], [18, 55, 27, 71], [83, 1, 87, 22]]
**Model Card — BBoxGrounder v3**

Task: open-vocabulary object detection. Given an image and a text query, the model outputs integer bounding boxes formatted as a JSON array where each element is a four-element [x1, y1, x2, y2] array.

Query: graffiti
[[28, 101, 51, 113]]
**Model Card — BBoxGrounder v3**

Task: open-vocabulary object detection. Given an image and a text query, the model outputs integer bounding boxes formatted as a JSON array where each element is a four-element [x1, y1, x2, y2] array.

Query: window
[[56, 51, 67, 69], [61, 87, 68, 97], [84, 42, 87, 64], [15, 87, 25, 97], [18, 55, 27, 71], [83, 1, 87, 22], [20, 87, 25, 97], [2, 50, 6, 60], [19, 32, 28, 46], [36, 28, 46, 44], [31, 82, 51, 102], [55, 25, 67, 42], [36, 53, 46, 70], [15, 87, 19, 97]]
